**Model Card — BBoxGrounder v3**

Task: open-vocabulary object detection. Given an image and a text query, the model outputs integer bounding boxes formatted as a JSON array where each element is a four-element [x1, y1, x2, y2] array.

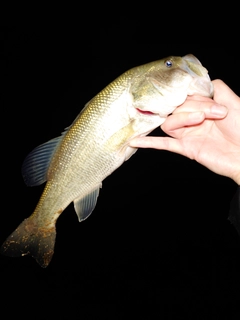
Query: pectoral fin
[[21, 134, 66, 186], [74, 185, 102, 222]]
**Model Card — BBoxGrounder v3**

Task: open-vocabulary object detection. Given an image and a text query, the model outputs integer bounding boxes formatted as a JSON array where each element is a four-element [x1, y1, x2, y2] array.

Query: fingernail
[[211, 104, 227, 116]]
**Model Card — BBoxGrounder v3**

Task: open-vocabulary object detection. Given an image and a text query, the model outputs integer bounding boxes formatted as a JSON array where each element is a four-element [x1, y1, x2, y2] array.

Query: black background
[[1, 26, 240, 317]]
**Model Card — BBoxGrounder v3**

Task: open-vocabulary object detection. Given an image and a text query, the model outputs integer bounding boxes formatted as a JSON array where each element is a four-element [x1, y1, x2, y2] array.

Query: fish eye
[[165, 60, 173, 68]]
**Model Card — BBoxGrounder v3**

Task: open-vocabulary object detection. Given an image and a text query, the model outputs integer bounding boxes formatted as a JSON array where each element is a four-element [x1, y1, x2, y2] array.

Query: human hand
[[130, 80, 240, 185]]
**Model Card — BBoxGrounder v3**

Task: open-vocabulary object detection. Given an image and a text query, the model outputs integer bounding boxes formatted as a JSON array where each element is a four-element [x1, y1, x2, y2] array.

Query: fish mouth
[[182, 54, 214, 97], [182, 54, 208, 77], [136, 108, 155, 115]]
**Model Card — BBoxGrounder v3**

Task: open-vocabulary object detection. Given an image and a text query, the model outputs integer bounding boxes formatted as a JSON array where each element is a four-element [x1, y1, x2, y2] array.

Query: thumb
[[212, 79, 240, 108]]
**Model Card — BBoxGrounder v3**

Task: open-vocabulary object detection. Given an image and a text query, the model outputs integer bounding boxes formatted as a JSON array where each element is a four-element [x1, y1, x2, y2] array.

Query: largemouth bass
[[1, 54, 213, 267]]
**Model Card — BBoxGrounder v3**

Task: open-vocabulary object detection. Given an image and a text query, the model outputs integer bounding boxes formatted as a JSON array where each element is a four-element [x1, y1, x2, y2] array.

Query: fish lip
[[182, 54, 208, 77], [182, 54, 202, 66]]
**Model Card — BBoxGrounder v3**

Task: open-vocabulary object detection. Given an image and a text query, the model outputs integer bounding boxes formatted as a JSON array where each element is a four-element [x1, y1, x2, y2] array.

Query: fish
[[1, 54, 213, 267]]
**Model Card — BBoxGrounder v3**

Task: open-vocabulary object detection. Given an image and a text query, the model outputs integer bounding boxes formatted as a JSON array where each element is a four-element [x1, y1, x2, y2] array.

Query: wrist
[[234, 173, 240, 185]]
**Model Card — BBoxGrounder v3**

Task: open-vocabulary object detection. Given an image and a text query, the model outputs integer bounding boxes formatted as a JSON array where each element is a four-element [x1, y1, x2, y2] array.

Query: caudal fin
[[1, 218, 56, 268]]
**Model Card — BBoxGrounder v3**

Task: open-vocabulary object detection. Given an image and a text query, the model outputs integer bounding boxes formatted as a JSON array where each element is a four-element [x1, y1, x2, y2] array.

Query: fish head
[[131, 54, 213, 119]]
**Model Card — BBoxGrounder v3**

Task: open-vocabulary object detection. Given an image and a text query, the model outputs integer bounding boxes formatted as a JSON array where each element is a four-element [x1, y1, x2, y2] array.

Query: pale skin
[[130, 80, 240, 185]]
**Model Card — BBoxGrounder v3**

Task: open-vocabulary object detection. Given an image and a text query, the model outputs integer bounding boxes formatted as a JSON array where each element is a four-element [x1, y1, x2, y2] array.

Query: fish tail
[[0, 217, 56, 268]]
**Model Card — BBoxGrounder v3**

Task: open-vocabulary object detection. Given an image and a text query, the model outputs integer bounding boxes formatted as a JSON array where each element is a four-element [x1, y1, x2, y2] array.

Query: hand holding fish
[[130, 79, 240, 185]]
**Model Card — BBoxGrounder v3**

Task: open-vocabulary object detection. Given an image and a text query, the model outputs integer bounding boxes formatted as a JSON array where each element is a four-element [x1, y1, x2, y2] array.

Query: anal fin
[[74, 186, 101, 222]]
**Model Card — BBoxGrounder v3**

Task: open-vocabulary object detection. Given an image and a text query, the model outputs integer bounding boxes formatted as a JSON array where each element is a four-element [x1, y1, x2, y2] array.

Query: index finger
[[172, 96, 225, 117]]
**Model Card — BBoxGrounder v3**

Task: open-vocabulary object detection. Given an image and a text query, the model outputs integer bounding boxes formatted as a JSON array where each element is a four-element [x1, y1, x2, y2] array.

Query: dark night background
[[1, 25, 240, 318]]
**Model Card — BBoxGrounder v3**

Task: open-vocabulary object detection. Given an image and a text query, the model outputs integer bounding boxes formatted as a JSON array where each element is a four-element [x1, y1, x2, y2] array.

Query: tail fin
[[1, 218, 56, 268]]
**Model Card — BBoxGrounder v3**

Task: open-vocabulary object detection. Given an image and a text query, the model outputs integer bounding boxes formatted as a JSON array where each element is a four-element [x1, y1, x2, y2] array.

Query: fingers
[[164, 97, 228, 133], [129, 111, 206, 150], [129, 136, 185, 155], [173, 96, 228, 118], [130, 101, 229, 149], [161, 111, 205, 132]]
